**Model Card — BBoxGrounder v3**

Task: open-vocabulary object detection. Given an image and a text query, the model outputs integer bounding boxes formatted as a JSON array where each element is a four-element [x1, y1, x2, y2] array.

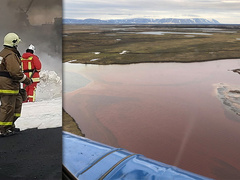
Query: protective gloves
[[22, 77, 32, 85]]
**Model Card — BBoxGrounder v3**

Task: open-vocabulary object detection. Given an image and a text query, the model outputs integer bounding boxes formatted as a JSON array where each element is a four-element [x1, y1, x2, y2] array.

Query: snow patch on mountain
[[64, 18, 221, 24]]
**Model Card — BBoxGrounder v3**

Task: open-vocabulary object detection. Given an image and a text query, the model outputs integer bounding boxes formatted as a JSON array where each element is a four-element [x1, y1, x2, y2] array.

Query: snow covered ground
[[15, 70, 62, 131], [16, 98, 62, 130]]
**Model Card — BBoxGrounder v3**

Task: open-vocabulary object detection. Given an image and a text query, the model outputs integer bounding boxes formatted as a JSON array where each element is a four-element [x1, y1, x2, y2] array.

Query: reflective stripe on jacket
[[0, 121, 13, 125], [21, 52, 41, 83], [0, 46, 24, 95]]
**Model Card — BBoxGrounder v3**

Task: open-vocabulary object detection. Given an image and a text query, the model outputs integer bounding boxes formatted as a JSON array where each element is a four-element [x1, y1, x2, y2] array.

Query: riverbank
[[63, 108, 84, 136], [63, 24, 240, 65]]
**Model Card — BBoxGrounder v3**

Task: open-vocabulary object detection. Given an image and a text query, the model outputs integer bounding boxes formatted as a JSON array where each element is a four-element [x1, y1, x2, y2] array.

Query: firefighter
[[0, 33, 32, 137], [21, 44, 41, 102]]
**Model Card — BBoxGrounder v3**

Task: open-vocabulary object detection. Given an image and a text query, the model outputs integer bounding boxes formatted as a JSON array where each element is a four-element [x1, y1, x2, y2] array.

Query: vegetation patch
[[63, 108, 84, 137], [63, 24, 240, 65]]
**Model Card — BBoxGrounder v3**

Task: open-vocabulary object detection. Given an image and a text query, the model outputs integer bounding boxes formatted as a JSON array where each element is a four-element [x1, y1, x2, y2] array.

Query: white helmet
[[4, 33, 21, 47], [28, 44, 35, 52]]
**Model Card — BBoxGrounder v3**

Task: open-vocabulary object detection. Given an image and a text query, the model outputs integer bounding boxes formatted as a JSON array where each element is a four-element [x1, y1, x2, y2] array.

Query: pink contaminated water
[[64, 59, 240, 179]]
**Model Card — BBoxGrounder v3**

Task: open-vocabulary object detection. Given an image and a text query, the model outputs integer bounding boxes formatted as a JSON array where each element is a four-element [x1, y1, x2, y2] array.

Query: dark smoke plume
[[0, 0, 62, 76]]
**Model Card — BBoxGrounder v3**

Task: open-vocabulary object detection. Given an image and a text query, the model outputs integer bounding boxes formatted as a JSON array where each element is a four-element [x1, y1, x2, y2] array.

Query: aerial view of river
[[63, 59, 240, 179]]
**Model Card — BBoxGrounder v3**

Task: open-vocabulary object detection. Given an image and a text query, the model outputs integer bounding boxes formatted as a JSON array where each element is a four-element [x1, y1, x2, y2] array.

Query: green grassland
[[63, 24, 240, 65]]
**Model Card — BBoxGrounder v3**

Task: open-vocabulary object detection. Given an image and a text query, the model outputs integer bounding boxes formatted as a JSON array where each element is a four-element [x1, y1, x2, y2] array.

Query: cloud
[[63, 0, 240, 23], [221, 0, 239, 3]]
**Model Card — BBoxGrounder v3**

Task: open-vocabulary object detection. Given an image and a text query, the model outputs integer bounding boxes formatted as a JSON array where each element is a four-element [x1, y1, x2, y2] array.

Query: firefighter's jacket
[[0, 46, 26, 95], [21, 52, 41, 83]]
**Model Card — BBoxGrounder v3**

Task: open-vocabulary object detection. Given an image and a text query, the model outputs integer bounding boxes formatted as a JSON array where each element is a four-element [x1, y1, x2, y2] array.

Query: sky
[[63, 0, 240, 24]]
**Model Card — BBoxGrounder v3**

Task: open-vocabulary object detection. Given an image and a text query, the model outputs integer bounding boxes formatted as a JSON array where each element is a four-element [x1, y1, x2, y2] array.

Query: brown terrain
[[63, 108, 84, 136]]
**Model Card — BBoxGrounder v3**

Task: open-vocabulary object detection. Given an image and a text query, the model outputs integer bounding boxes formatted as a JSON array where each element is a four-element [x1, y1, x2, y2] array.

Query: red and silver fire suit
[[21, 52, 41, 102]]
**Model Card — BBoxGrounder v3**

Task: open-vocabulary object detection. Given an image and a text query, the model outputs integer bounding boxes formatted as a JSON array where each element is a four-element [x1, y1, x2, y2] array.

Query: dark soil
[[0, 128, 62, 180], [63, 108, 84, 137]]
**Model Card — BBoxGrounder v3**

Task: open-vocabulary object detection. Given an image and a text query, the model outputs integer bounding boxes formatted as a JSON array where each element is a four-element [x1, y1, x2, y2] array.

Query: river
[[63, 59, 240, 179]]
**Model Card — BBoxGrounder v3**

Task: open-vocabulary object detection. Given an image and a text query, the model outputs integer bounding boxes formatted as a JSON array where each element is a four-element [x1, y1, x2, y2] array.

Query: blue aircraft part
[[63, 131, 212, 180]]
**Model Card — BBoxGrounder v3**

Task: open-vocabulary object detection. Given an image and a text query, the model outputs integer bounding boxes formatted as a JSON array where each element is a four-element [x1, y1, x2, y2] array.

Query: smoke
[[1, 0, 62, 25], [26, 0, 62, 26], [0, 0, 62, 77], [38, 53, 62, 78], [0, 1, 18, 32], [37, 70, 62, 101]]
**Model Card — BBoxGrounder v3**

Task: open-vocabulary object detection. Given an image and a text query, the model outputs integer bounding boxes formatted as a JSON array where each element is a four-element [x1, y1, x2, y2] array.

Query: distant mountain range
[[64, 18, 220, 24]]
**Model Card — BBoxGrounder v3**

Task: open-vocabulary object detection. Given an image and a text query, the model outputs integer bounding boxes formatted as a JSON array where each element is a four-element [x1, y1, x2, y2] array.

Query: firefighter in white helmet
[[21, 44, 42, 102], [0, 33, 32, 137]]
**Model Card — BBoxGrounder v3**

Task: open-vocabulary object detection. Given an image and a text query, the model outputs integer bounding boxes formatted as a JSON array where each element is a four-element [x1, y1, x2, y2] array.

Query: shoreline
[[63, 108, 85, 136], [66, 57, 240, 65]]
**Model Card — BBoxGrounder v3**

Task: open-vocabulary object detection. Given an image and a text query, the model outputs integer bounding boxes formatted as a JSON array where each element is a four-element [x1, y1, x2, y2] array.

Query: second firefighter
[[21, 44, 41, 102]]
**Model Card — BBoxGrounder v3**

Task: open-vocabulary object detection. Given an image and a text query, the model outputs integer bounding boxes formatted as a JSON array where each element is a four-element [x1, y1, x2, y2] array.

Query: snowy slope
[[15, 70, 62, 131]]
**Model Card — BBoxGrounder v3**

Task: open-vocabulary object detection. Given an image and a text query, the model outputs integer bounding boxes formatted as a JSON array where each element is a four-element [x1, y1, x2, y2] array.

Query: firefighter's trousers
[[25, 82, 38, 102], [0, 94, 22, 133]]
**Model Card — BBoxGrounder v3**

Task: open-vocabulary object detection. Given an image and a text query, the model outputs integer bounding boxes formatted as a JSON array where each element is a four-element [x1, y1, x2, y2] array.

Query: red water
[[64, 60, 240, 179]]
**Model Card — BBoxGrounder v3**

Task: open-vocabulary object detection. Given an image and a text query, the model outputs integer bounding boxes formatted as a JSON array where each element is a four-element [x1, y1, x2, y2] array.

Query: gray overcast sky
[[63, 0, 240, 24]]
